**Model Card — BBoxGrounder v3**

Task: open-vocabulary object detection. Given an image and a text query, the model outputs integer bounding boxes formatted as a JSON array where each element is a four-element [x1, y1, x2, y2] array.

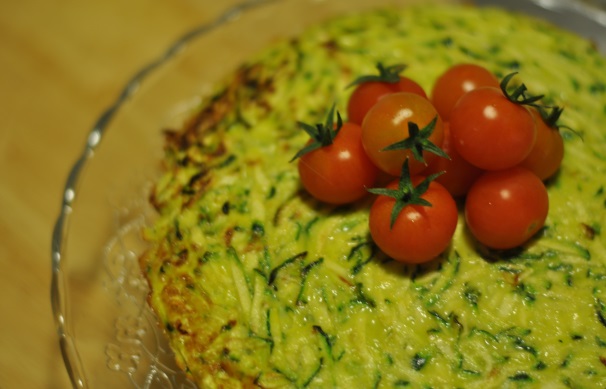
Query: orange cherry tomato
[[361, 92, 444, 176]]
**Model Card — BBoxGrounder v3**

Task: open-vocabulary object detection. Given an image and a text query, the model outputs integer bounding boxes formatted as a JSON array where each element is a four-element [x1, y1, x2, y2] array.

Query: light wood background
[[0, 1, 242, 387]]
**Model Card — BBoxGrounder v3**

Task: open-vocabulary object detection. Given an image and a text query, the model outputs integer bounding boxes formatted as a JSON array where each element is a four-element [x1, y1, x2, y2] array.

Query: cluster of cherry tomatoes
[[293, 63, 565, 264]]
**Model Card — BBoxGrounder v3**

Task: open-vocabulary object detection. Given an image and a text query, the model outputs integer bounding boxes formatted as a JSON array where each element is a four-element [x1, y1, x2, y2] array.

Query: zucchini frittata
[[141, 5, 606, 388]]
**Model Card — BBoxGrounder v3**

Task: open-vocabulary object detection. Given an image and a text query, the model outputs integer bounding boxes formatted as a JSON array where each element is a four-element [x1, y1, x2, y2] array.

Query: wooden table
[[0, 1, 241, 387]]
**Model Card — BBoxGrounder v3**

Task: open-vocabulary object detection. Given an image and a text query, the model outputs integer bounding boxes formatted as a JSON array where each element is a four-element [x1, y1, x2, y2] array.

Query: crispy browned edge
[[137, 60, 280, 386]]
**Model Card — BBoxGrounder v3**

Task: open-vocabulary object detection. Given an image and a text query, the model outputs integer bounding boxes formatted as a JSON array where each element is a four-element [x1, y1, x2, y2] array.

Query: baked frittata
[[140, 4, 606, 388]]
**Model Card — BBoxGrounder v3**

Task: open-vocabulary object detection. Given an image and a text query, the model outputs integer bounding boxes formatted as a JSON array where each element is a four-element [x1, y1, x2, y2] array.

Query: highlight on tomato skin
[[449, 86, 537, 171], [347, 76, 427, 125], [361, 92, 445, 176], [424, 122, 484, 197], [298, 122, 380, 205], [368, 167, 458, 264], [519, 107, 564, 181], [464, 166, 549, 250], [430, 63, 500, 121]]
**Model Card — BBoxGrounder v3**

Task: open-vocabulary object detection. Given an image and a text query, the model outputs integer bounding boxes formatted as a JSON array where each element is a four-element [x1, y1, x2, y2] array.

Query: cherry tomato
[[361, 92, 444, 176], [465, 167, 549, 250], [298, 122, 379, 204], [424, 122, 484, 197], [519, 108, 564, 180], [347, 77, 427, 125], [431, 63, 500, 121], [450, 87, 537, 171], [369, 176, 458, 264]]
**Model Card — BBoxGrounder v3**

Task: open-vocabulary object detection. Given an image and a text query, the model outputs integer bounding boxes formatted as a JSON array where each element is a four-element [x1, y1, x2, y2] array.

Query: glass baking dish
[[50, 0, 606, 388]]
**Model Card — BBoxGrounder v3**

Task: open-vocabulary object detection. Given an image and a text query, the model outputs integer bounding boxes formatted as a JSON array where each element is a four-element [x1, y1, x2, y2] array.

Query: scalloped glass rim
[[491, 0, 606, 52], [50, 0, 606, 388]]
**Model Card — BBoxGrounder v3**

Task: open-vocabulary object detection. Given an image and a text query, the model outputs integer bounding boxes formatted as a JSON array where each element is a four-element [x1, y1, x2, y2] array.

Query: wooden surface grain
[[0, 1, 241, 387]]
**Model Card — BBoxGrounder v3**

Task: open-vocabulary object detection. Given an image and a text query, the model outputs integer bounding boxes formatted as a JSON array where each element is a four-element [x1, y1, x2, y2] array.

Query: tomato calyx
[[382, 116, 450, 164], [500, 72, 544, 106], [500, 73, 575, 136], [501, 73, 581, 141], [538, 104, 564, 128], [536, 104, 582, 141], [368, 160, 444, 228], [291, 104, 343, 161], [347, 63, 407, 88]]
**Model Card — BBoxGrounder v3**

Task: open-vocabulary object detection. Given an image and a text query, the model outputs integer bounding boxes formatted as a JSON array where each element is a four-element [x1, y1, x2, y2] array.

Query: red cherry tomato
[[519, 108, 564, 180], [424, 122, 484, 197], [298, 122, 379, 204], [361, 92, 444, 176], [465, 167, 549, 250], [395, 77, 428, 99], [450, 87, 537, 171], [369, 176, 458, 264], [347, 77, 427, 125], [431, 63, 500, 121]]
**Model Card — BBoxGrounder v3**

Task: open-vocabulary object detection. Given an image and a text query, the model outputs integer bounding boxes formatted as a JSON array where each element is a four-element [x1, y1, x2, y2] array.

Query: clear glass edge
[[49, 0, 606, 387], [50, 1, 276, 388], [531, 0, 606, 26]]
